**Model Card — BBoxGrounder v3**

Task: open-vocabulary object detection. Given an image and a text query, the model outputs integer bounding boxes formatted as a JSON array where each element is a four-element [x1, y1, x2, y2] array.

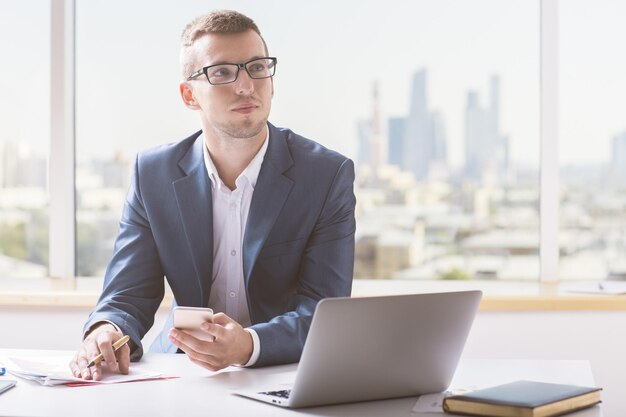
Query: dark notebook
[[443, 380, 601, 417]]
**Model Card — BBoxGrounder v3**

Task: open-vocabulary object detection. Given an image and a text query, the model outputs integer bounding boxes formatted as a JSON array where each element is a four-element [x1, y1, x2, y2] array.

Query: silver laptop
[[235, 290, 482, 408]]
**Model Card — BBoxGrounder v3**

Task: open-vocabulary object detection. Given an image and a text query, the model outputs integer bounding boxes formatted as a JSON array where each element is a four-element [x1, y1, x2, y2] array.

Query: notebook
[[235, 290, 482, 408], [442, 380, 601, 417]]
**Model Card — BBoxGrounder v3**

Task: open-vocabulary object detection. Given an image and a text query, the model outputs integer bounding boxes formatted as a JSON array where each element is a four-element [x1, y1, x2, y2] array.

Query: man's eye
[[210, 67, 233, 78], [249, 64, 266, 73]]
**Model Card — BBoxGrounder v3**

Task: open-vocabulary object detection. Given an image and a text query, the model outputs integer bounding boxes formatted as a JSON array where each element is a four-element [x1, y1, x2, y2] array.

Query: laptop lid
[[288, 290, 482, 408]]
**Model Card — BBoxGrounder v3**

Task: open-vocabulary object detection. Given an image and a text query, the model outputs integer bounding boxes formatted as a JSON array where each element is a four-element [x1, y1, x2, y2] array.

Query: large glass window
[[75, 0, 540, 281], [0, 0, 50, 278], [75, 0, 195, 276], [348, 0, 540, 281], [559, 0, 626, 281]]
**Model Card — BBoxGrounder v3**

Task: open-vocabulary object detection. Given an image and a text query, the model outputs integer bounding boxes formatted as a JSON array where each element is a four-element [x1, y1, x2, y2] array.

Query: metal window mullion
[[49, 0, 76, 279], [540, 0, 560, 283]]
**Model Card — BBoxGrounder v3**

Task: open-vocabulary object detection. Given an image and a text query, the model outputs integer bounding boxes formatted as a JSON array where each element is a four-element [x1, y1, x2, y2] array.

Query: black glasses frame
[[187, 57, 278, 85]]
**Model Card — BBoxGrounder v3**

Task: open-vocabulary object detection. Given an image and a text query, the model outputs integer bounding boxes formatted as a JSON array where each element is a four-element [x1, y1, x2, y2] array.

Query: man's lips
[[232, 103, 257, 114]]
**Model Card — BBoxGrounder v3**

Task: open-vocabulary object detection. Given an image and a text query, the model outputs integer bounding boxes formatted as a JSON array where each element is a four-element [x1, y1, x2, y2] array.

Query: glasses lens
[[206, 64, 239, 85], [246, 58, 276, 79]]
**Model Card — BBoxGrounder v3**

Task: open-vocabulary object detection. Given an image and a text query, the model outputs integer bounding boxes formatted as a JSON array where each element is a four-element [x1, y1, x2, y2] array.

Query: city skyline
[[1, 0, 625, 167]]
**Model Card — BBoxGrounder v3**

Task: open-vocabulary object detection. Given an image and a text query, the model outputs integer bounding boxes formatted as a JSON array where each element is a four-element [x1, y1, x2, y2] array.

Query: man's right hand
[[69, 322, 130, 381]]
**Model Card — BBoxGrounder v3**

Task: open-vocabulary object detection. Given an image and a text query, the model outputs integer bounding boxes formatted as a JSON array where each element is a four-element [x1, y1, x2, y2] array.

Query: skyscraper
[[388, 117, 405, 168], [402, 69, 448, 181], [356, 81, 387, 171], [357, 119, 372, 168], [464, 74, 509, 182], [611, 131, 626, 182]]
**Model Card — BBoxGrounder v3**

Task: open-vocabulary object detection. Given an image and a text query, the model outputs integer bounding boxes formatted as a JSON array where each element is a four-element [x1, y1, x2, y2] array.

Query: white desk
[[0, 350, 602, 417]]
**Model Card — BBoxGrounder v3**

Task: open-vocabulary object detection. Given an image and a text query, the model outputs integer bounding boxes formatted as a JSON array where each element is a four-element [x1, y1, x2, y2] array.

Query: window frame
[[49, 0, 76, 279]]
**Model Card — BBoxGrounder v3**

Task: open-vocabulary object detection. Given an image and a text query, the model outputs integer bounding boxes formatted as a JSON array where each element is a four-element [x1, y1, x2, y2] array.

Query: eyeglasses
[[187, 57, 277, 85]]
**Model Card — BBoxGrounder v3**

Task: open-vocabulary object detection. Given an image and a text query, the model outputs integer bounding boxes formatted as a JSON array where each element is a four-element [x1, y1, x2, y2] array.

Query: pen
[[86, 335, 130, 368]]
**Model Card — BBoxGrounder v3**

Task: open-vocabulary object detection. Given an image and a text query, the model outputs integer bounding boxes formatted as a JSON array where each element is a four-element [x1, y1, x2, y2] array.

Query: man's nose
[[234, 68, 255, 95]]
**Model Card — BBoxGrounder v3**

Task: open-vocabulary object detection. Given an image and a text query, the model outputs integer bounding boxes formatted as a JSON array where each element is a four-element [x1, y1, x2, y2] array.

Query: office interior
[[1, 0, 625, 415]]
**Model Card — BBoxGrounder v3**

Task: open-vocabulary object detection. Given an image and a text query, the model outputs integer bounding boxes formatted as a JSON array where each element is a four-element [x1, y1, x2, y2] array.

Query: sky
[[0, 0, 625, 167]]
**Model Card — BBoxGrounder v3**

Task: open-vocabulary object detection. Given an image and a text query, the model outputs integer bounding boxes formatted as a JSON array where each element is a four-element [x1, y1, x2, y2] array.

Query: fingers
[[95, 333, 120, 373], [91, 361, 104, 381], [69, 324, 129, 380], [69, 346, 99, 380], [200, 322, 227, 341], [171, 333, 221, 370], [69, 354, 89, 379], [116, 344, 131, 375], [169, 329, 210, 353], [212, 312, 233, 326], [168, 315, 251, 371]]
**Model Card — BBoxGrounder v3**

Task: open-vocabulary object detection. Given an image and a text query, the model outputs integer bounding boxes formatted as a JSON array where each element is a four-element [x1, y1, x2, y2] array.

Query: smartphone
[[0, 380, 17, 395], [173, 306, 215, 342]]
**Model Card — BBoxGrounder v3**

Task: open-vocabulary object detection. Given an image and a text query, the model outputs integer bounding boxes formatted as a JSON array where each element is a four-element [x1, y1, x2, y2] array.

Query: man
[[69, 10, 355, 380]]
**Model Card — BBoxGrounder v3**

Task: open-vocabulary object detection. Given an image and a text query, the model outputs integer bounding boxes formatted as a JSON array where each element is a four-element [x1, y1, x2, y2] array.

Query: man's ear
[[271, 77, 275, 98], [180, 82, 200, 110]]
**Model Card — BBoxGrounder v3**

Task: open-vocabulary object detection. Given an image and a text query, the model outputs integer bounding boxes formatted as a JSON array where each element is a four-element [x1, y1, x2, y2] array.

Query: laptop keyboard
[[260, 389, 291, 399]]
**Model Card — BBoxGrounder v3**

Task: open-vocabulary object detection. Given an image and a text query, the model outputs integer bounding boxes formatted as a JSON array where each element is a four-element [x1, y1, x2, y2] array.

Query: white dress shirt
[[202, 131, 269, 367]]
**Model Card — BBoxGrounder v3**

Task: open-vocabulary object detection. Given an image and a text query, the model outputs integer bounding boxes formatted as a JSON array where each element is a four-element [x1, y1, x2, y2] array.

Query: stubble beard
[[225, 118, 267, 139], [214, 115, 268, 141]]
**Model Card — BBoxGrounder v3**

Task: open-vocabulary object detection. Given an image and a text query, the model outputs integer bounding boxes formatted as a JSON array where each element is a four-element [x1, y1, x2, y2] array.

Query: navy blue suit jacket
[[84, 123, 356, 367]]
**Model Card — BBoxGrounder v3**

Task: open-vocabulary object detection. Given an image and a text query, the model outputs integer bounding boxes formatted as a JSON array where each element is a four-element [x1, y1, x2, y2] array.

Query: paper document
[[412, 387, 479, 414], [564, 281, 626, 295], [4, 355, 166, 386]]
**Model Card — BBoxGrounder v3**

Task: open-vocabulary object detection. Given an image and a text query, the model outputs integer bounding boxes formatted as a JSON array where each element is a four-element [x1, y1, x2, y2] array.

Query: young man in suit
[[69, 10, 355, 380]]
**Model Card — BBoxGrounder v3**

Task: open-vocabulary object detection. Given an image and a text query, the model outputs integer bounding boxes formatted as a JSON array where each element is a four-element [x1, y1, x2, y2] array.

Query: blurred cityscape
[[2, 68, 626, 280]]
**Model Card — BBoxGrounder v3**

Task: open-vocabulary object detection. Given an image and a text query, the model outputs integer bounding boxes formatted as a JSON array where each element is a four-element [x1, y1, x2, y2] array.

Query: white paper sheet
[[5, 355, 165, 386], [412, 387, 480, 414], [563, 281, 626, 295]]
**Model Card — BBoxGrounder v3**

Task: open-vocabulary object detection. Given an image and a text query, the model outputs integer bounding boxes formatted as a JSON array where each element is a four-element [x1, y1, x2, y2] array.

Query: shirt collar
[[202, 129, 270, 191]]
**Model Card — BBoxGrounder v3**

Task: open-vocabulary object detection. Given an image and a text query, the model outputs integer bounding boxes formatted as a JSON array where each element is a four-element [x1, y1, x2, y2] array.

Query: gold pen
[[86, 335, 130, 368]]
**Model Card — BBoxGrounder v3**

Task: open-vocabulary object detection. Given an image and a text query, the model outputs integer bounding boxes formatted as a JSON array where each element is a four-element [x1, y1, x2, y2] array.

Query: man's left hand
[[168, 312, 253, 371]]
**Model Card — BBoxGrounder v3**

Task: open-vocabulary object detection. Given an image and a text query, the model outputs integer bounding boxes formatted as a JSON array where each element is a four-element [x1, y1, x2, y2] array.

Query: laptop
[[235, 290, 482, 408]]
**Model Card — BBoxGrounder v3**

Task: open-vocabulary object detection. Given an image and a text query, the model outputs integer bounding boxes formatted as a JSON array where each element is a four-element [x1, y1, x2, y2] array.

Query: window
[[0, 0, 50, 278], [74, 0, 540, 282], [2, 1, 605, 289], [559, 0, 626, 281], [75, 0, 195, 276], [347, 1, 540, 281]]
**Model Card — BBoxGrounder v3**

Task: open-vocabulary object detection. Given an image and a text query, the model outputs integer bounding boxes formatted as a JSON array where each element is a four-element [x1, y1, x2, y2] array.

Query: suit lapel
[[173, 133, 213, 307], [243, 124, 294, 284]]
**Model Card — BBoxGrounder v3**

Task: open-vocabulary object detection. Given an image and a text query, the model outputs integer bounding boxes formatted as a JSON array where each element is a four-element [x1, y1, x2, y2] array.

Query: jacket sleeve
[[249, 158, 356, 366], [83, 155, 165, 361]]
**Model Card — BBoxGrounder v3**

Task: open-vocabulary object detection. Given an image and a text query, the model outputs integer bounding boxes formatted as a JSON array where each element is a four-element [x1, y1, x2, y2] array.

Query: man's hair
[[180, 10, 268, 80]]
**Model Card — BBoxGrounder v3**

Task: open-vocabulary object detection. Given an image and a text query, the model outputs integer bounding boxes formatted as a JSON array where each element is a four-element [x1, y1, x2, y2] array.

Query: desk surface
[[0, 350, 602, 417]]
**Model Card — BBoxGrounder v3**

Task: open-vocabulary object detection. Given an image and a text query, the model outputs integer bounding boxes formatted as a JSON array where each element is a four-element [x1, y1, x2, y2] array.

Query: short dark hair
[[180, 10, 268, 79]]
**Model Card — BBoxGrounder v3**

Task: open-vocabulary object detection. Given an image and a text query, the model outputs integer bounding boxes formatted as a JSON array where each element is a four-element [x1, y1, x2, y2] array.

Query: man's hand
[[69, 322, 130, 381], [168, 312, 253, 371]]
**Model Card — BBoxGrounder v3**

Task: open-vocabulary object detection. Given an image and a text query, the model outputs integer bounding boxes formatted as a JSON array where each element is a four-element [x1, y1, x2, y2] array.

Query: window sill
[[0, 278, 625, 311]]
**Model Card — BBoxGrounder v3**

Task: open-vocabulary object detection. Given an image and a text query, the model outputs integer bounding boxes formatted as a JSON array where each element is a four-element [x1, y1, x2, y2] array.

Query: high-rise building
[[0, 141, 46, 188], [1, 141, 20, 188], [611, 131, 626, 181], [464, 74, 509, 182], [388, 117, 405, 168], [370, 81, 385, 170], [402, 69, 448, 181], [356, 81, 387, 170], [402, 70, 429, 180], [357, 119, 372, 168]]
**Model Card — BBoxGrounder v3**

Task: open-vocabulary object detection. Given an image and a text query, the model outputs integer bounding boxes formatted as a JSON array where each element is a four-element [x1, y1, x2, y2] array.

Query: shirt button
[[230, 250, 236, 256], [229, 291, 236, 298]]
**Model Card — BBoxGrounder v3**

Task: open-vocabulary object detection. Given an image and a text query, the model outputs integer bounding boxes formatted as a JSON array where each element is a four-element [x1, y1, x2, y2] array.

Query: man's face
[[183, 30, 274, 139]]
